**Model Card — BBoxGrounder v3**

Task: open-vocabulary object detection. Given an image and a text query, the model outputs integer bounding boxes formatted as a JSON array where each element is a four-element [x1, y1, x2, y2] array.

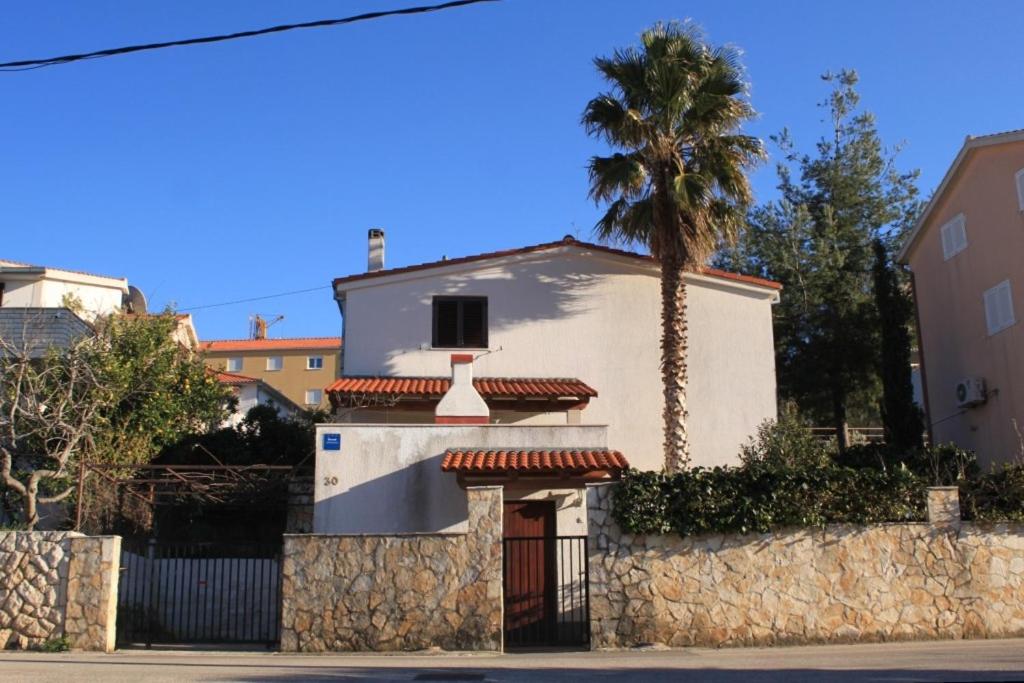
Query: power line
[[178, 284, 332, 312], [0, 0, 498, 72]]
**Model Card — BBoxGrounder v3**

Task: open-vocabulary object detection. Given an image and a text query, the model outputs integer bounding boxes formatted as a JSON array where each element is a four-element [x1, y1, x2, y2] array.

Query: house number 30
[[323, 476, 338, 486]]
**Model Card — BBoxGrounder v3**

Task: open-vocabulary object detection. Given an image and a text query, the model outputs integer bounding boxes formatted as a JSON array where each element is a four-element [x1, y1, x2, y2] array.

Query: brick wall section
[[280, 485, 503, 652], [65, 536, 121, 652], [0, 532, 119, 651], [587, 483, 1024, 648]]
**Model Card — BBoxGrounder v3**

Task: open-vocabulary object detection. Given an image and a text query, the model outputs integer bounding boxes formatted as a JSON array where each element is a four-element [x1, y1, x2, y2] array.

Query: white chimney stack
[[435, 354, 490, 424], [368, 228, 385, 272]]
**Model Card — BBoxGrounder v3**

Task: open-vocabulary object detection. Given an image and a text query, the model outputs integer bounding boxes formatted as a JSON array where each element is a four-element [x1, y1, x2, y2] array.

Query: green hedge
[[612, 464, 925, 536], [611, 414, 1024, 536]]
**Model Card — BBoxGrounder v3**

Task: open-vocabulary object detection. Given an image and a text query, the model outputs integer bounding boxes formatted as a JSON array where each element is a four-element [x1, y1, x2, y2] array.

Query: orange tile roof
[[442, 449, 629, 474], [325, 376, 597, 400], [332, 236, 781, 291], [211, 370, 258, 385], [200, 337, 342, 352]]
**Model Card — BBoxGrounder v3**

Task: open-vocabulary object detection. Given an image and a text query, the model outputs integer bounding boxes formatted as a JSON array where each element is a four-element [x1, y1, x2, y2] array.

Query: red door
[[503, 501, 556, 646]]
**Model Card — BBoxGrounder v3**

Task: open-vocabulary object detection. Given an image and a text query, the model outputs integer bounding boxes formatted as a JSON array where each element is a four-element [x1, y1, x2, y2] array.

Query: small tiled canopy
[[441, 448, 628, 478], [326, 376, 597, 411]]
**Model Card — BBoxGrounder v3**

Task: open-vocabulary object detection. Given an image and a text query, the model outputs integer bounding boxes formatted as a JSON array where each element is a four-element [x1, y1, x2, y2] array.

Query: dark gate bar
[[115, 540, 281, 647], [502, 535, 590, 648]]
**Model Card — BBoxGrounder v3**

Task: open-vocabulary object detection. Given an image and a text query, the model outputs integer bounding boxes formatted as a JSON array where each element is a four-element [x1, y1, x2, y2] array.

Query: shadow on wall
[[314, 451, 468, 534], [376, 255, 622, 374]]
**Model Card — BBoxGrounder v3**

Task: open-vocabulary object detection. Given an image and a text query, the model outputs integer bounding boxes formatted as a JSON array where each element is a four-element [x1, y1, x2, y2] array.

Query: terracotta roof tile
[[200, 337, 342, 352], [211, 370, 258, 385], [332, 236, 781, 291], [325, 376, 597, 400], [441, 449, 629, 474]]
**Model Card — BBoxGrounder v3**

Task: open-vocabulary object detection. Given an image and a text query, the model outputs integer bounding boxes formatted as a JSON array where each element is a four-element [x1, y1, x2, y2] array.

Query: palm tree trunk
[[661, 256, 690, 472]]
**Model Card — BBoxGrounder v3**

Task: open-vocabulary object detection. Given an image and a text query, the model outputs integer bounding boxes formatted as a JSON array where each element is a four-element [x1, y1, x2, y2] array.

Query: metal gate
[[503, 535, 589, 648], [116, 539, 281, 647]]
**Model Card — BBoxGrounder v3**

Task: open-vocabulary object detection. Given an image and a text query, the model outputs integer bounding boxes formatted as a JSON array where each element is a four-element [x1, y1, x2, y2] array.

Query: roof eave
[[898, 130, 1024, 264]]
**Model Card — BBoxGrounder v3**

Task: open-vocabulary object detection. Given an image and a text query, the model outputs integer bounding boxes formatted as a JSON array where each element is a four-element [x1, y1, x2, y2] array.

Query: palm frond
[[587, 152, 648, 203]]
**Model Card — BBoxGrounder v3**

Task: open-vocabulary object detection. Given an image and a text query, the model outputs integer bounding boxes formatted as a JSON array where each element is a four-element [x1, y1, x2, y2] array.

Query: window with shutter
[[940, 214, 967, 260], [432, 296, 488, 348], [1015, 169, 1024, 212], [984, 280, 1016, 336]]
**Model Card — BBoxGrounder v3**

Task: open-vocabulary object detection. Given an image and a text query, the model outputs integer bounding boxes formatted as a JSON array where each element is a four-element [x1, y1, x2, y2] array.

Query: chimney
[[435, 354, 490, 424], [368, 228, 385, 272]]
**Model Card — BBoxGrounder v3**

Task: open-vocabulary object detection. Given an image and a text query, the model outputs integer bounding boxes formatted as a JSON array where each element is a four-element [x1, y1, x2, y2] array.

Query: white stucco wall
[[314, 423, 608, 534], [337, 248, 778, 470], [0, 270, 126, 322], [224, 384, 299, 427]]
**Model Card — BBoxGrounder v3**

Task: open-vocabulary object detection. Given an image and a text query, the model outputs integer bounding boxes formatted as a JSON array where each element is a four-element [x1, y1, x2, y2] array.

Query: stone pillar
[[586, 482, 617, 650], [65, 536, 120, 652], [285, 476, 314, 533], [465, 485, 504, 652], [927, 486, 961, 530]]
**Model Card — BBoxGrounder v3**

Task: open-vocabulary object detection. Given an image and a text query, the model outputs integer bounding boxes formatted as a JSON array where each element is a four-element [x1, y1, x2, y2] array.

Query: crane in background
[[249, 314, 284, 340]]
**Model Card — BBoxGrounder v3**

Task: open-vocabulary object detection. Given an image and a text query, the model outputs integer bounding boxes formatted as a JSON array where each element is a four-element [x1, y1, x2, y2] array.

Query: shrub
[[739, 404, 831, 469], [39, 635, 70, 652], [612, 463, 925, 537], [961, 463, 1024, 522]]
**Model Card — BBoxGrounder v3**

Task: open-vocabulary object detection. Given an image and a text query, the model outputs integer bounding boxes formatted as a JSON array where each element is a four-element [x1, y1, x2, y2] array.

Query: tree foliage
[[0, 312, 229, 529], [872, 239, 924, 450], [716, 70, 921, 447], [583, 21, 763, 470]]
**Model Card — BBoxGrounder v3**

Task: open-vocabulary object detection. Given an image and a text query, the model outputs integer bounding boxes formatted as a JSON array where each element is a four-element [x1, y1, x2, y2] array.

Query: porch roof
[[441, 448, 628, 476], [326, 376, 597, 411]]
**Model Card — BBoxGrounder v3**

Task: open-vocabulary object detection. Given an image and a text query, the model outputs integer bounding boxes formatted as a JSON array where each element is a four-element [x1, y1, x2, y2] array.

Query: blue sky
[[3, 1, 1022, 340]]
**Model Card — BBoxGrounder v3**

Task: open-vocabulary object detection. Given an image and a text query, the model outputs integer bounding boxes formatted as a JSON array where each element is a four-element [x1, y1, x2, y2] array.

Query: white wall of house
[[225, 383, 299, 427], [337, 247, 778, 470], [314, 423, 608, 534], [0, 267, 126, 322]]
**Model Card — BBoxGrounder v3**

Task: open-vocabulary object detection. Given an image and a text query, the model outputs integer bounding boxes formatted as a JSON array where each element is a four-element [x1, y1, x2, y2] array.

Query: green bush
[[612, 414, 1024, 537], [961, 464, 1024, 522], [612, 463, 925, 536]]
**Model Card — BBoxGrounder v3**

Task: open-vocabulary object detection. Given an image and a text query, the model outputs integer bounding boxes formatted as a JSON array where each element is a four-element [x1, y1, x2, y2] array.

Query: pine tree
[[716, 70, 920, 449]]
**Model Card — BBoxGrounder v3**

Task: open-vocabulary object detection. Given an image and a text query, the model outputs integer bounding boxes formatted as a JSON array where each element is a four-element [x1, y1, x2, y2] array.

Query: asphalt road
[[2, 638, 1024, 682]]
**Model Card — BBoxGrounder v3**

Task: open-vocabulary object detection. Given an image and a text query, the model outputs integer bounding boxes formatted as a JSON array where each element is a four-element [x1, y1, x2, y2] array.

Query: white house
[[327, 232, 781, 472], [214, 370, 302, 428], [0, 258, 129, 322]]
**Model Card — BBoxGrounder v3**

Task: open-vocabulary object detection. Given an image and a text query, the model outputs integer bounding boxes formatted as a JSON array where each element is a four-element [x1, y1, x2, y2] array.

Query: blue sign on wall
[[322, 433, 341, 451]]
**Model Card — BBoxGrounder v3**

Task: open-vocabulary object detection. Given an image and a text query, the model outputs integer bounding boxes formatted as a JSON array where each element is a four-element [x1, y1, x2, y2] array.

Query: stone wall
[[280, 485, 502, 652], [0, 531, 120, 652], [587, 483, 1024, 648]]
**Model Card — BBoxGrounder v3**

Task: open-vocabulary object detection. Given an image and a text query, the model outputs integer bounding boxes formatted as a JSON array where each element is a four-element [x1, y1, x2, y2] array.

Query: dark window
[[0, 282, 4, 306], [432, 296, 488, 348]]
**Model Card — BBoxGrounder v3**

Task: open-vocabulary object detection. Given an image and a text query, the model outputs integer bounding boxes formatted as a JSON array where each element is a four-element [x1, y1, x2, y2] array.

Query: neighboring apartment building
[[328, 232, 781, 472], [199, 337, 342, 411], [898, 129, 1024, 466]]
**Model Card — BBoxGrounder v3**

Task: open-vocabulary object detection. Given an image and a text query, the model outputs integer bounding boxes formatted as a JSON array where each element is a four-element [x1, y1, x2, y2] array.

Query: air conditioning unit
[[955, 377, 987, 408]]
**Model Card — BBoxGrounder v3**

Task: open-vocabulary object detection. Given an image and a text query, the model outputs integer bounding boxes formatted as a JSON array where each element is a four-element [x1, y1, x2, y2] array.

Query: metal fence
[[503, 535, 590, 648], [116, 539, 281, 647]]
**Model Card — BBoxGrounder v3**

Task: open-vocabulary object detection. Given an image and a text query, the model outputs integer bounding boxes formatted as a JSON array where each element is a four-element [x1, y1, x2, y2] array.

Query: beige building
[[898, 129, 1024, 466], [199, 337, 342, 411]]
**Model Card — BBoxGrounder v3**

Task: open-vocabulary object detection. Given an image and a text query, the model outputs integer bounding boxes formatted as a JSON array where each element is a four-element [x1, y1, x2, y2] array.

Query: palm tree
[[583, 22, 763, 472]]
